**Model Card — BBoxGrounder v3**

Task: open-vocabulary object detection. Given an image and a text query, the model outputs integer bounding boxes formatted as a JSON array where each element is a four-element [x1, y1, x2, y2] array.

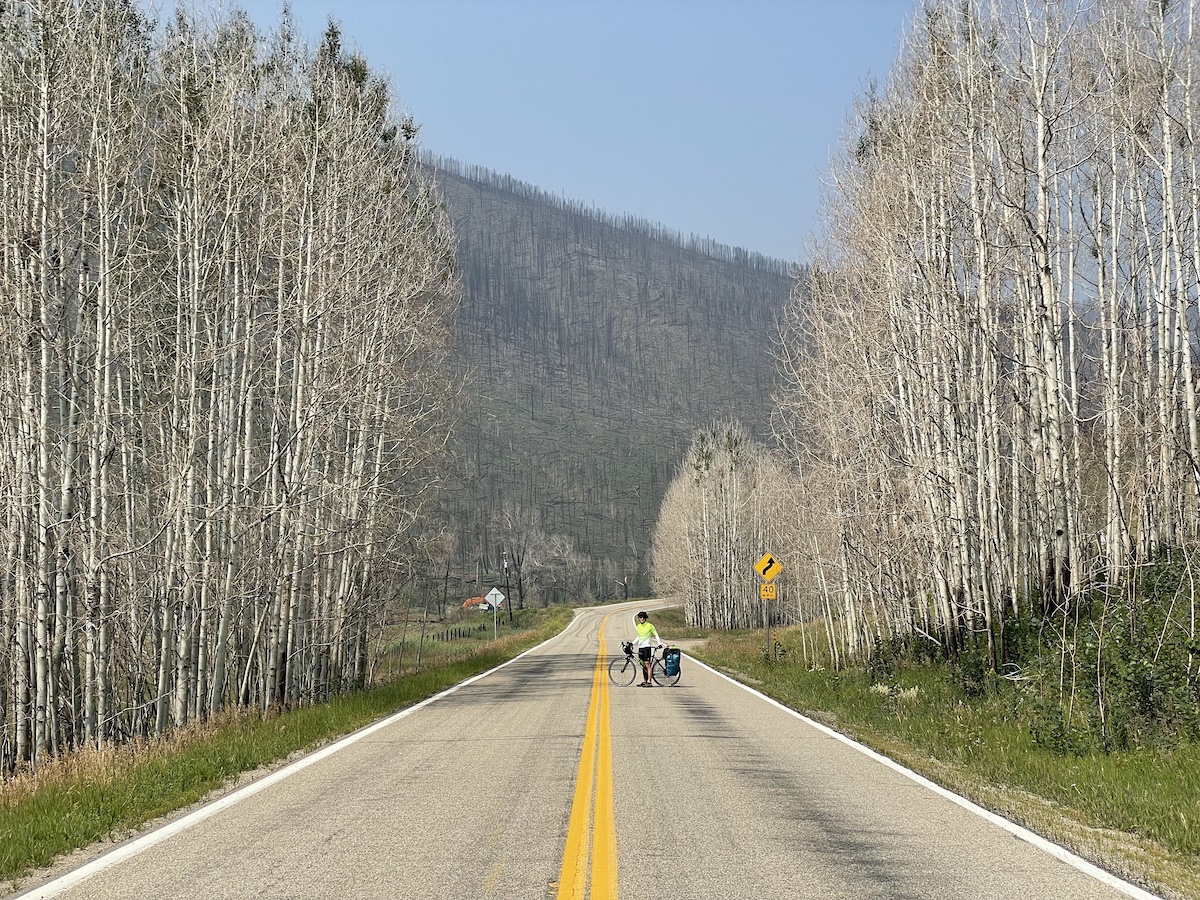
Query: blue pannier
[[663, 647, 681, 677]]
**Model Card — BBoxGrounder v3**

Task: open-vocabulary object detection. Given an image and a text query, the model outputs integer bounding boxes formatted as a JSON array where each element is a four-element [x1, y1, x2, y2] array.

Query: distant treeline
[[422, 152, 792, 276]]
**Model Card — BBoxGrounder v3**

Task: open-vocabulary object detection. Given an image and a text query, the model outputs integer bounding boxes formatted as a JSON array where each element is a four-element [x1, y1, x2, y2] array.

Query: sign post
[[753, 553, 782, 658], [486, 588, 505, 640]]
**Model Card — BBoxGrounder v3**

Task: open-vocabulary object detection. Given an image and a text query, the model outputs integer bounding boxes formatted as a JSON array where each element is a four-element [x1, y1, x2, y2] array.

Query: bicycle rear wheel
[[652, 657, 681, 686], [608, 656, 637, 686]]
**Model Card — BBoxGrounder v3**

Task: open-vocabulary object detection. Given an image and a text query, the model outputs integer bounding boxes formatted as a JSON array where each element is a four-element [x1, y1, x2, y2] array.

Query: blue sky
[[233, 1, 914, 263]]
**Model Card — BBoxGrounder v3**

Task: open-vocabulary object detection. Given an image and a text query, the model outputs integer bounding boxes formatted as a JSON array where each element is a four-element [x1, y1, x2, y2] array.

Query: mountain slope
[[431, 157, 794, 600]]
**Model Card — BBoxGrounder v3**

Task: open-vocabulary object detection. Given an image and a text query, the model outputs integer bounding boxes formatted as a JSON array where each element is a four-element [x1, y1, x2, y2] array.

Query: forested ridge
[[429, 155, 793, 603]]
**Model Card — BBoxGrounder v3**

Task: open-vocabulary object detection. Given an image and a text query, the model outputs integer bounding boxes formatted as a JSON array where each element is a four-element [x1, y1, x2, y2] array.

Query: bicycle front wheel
[[652, 657, 681, 686], [608, 656, 637, 686]]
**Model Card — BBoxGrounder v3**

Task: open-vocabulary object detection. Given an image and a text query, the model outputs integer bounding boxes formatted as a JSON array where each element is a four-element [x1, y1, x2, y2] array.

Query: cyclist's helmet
[[637, 611, 648, 620]]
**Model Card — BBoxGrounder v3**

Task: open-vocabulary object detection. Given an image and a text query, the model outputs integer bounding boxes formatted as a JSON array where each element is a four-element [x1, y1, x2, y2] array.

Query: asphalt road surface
[[14, 603, 1157, 900]]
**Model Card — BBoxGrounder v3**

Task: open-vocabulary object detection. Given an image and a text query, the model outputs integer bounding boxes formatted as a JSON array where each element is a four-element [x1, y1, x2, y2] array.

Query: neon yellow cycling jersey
[[635, 620, 660, 647]]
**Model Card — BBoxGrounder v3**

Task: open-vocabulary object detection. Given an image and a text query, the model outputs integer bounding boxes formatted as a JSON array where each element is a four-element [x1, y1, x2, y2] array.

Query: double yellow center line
[[557, 616, 618, 899]]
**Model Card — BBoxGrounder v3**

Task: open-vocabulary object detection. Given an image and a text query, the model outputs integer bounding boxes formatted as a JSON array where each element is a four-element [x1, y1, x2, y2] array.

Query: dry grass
[[1, 708, 259, 807]]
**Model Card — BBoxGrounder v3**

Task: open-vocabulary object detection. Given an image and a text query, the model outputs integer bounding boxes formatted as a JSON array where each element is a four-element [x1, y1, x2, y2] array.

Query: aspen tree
[[0, 2, 461, 768], [762, 0, 1200, 678], [651, 423, 786, 630]]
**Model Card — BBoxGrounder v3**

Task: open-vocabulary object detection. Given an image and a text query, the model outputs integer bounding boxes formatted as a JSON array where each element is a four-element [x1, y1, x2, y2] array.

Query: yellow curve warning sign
[[754, 552, 782, 583]]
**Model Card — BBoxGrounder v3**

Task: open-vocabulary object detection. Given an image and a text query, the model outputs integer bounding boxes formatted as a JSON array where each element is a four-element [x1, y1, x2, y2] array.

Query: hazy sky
[[232, 1, 914, 263]]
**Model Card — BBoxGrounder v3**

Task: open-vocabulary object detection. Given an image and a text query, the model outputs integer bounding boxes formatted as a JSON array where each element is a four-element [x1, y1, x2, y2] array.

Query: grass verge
[[690, 623, 1200, 900], [1, 606, 573, 889]]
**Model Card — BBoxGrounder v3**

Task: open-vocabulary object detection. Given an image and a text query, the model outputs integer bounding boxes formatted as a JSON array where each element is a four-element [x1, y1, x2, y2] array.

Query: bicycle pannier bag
[[664, 647, 681, 677]]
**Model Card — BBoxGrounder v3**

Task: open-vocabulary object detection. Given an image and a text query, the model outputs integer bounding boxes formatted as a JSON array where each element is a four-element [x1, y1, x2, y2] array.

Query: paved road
[[14, 603, 1154, 899]]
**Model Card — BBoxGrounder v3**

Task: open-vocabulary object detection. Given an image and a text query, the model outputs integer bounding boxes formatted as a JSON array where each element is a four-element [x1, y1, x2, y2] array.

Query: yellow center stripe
[[557, 616, 618, 900], [592, 630, 616, 899]]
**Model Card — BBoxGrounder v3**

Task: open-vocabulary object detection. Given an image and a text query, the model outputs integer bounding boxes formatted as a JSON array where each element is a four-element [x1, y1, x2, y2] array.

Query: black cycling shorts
[[638, 647, 653, 662]]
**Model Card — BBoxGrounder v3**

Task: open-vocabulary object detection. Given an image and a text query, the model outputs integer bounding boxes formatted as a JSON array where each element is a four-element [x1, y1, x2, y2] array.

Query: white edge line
[[17, 630, 571, 899], [686, 654, 1165, 900]]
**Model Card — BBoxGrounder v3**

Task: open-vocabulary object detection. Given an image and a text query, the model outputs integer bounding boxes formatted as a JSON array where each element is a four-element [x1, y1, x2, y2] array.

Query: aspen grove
[[774, 0, 1200, 676], [656, 0, 1200, 718], [0, 2, 461, 771]]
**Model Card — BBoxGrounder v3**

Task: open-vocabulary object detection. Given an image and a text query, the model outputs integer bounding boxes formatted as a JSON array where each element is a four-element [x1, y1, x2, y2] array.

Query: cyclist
[[633, 611, 664, 686]]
